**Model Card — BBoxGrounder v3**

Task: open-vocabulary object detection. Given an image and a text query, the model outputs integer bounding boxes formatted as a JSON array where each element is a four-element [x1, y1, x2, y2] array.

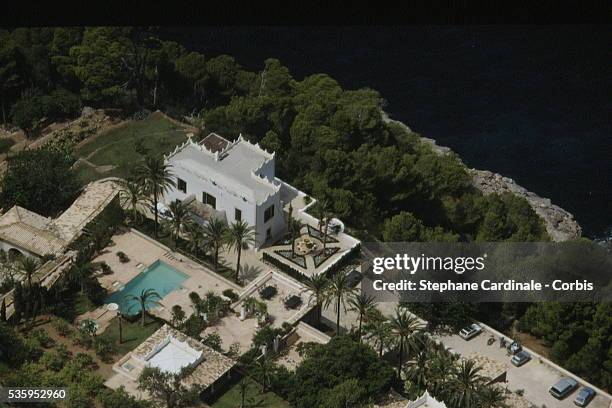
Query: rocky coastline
[[383, 113, 582, 242]]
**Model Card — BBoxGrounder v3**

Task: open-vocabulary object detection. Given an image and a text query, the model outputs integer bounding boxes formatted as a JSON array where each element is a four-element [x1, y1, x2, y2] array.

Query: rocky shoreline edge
[[383, 113, 582, 242]]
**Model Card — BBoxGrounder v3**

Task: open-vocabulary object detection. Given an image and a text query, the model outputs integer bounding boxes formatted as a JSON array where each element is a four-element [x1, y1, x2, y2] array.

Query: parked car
[[506, 341, 522, 355], [510, 351, 531, 367], [156, 202, 172, 220], [549, 377, 579, 399], [459, 324, 482, 340], [574, 387, 596, 407]]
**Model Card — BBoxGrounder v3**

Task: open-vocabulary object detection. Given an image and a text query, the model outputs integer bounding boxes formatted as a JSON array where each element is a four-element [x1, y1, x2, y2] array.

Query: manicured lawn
[[100, 316, 162, 355], [75, 114, 189, 182], [211, 377, 291, 408], [73, 160, 101, 184]]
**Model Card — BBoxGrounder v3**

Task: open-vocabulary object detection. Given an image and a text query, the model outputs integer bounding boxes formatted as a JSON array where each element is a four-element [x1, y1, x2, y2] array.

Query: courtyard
[[202, 271, 314, 355], [260, 180, 361, 278]]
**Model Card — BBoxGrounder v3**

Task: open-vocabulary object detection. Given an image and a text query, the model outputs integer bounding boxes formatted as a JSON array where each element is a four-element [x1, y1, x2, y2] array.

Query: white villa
[[405, 391, 447, 408], [164, 133, 285, 248]]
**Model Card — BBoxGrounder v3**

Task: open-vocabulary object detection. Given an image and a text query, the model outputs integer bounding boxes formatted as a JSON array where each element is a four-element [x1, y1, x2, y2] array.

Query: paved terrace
[[202, 271, 314, 355], [94, 230, 240, 322]]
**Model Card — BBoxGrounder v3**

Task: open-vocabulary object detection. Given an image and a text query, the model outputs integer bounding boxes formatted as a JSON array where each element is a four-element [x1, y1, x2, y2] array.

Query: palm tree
[[184, 222, 207, 258], [302, 274, 329, 325], [325, 272, 357, 334], [238, 377, 249, 408], [364, 318, 392, 357], [18, 257, 38, 290], [428, 350, 457, 397], [403, 349, 429, 393], [389, 306, 423, 374], [252, 356, 274, 393], [225, 220, 256, 283], [125, 288, 162, 326], [348, 293, 377, 341], [450, 360, 486, 408], [67, 260, 94, 293], [135, 156, 175, 237], [118, 179, 147, 224], [164, 200, 191, 249], [203, 217, 227, 272], [288, 217, 304, 256], [314, 199, 332, 251], [477, 385, 508, 408]]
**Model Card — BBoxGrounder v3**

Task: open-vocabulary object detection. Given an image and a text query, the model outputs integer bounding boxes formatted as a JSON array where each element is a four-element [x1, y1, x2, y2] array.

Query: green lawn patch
[[100, 316, 162, 355], [74, 114, 189, 182], [73, 160, 101, 184], [211, 377, 290, 408]]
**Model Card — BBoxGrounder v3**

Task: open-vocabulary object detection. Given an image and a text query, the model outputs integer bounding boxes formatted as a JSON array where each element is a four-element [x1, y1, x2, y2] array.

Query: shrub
[[31, 328, 55, 348], [170, 305, 186, 328], [116, 252, 130, 263], [183, 315, 206, 339], [94, 336, 116, 362], [0, 138, 15, 154], [71, 330, 93, 349], [222, 288, 239, 302], [99, 262, 112, 275], [201, 332, 223, 352], [260, 286, 277, 300]]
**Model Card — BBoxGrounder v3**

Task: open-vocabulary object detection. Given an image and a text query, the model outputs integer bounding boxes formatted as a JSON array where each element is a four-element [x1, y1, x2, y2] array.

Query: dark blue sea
[[160, 26, 611, 239]]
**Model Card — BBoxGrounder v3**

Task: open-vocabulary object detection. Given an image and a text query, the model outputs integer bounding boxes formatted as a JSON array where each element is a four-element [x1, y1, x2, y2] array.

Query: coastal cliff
[[383, 114, 582, 242]]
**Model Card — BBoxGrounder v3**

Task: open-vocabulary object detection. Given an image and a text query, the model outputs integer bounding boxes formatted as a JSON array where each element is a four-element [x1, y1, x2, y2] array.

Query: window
[[235, 208, 242, 222], [177, 178, 187, 193], [266, 227, 272, 241], [264, 205, 274, 223], [202, 192, 216, 209]]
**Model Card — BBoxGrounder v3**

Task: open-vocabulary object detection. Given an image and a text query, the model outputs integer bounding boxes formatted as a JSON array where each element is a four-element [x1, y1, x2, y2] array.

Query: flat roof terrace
[[166, 136, 279, 204]]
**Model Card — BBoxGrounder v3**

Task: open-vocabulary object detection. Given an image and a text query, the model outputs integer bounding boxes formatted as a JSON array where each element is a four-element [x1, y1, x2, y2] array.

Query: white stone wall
[[255, 192, 285, 248], [163, 166, 285, 248]]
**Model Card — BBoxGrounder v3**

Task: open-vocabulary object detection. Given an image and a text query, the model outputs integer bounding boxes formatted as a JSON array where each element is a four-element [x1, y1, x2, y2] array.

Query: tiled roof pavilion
[[0, 179, 119, 257]]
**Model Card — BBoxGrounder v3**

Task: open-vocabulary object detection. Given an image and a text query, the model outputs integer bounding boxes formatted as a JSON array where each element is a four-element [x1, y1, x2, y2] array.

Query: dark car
[[574, 387, 596, 407], [549, 378, 579, 399], [506, 341, 522, 355], [510, 351, 531, 367]]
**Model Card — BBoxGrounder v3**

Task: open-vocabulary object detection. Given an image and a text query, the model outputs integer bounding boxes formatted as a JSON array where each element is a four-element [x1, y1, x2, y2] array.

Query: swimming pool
[[105, 260, 188, 314]]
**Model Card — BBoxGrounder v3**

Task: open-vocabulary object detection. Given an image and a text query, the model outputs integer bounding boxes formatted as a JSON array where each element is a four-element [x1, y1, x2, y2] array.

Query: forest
[[0, 27, 609, 392]]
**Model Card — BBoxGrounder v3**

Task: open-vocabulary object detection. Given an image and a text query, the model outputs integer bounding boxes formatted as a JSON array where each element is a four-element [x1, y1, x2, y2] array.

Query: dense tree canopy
[[287, 335, 395, 407], [0, 147, 80, 217]]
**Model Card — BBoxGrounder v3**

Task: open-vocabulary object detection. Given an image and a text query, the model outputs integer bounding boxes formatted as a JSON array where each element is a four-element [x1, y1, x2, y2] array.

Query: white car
[[459, 323, 483, 340], [156, 202, 172, 220]]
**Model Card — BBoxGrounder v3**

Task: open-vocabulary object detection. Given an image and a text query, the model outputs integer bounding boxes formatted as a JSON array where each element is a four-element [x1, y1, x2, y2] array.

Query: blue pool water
[[105, 260, 188, 314]]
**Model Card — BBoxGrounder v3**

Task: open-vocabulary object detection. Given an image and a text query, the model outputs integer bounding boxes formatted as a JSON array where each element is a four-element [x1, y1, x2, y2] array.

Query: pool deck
[[93, 230, 241, 322]]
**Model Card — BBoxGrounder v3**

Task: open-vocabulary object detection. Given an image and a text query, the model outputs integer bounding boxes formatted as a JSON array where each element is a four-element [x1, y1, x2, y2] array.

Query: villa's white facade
[[164, 133, 285, 248]]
